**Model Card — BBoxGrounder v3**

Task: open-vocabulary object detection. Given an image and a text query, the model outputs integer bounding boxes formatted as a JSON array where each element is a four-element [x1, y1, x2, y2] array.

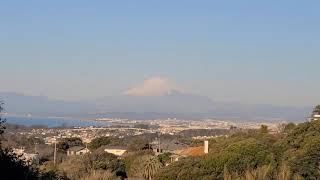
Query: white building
[[67, 146, 90, 156], [309, 113, 320, 121], [44, 137, 57, 145], [312, 114, 320, 121], [104, 146, 127, 156], [13, 148, 39, 164], [204, 140, 209, 154]]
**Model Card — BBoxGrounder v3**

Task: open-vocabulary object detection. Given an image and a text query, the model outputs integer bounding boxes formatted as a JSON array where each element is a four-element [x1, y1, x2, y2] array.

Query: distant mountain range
[[0, 92, 96, 118], [0, 92, 311, 122]]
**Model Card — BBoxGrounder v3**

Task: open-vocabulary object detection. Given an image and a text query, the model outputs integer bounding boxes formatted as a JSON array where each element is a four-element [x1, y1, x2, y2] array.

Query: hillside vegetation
[[155, 120, 320, 180], [1, 102, 320, 180]]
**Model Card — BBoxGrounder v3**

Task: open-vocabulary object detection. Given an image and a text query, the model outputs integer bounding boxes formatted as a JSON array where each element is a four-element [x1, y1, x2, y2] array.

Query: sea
[[3, 116, 109, 128]]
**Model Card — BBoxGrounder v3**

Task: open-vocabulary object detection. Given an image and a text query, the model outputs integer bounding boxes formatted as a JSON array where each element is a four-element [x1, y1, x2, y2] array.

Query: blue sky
[[0, 0, 319, 106]]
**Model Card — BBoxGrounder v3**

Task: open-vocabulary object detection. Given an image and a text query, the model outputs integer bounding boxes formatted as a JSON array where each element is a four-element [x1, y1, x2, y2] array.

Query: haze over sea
[[4, 116, 108, 128]]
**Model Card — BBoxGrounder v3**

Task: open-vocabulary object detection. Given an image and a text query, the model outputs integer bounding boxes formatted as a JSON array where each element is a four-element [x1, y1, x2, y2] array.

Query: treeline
[[53, 120, 320, 180], [177, 128, 230, 138], [0, 102, 41, 179], [155, 120, 320, 179], [2, 101, 320, 180]]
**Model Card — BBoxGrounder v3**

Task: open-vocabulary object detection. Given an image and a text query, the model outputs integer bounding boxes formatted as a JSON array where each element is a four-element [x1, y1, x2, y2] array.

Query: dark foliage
[[156, 118, 320, 180], [0, 148, 39, 180], [88, 136, 124, 150], [57, 137, 83, 151], [0, 101, 6, 139]]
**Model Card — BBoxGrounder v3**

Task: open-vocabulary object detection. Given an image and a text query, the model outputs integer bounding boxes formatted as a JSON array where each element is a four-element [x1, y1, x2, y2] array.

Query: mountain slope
[[0, 92, 96, 118], [0, 92, 310, 122]]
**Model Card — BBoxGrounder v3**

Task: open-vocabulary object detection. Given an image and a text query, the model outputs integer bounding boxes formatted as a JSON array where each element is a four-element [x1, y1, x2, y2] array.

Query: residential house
[[104, 146, 127, 156], [67, 146, 90, 156], [12, 148, 39, 164]]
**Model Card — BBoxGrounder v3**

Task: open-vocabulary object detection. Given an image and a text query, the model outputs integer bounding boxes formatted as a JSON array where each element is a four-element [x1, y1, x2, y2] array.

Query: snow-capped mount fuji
[[122, 76, 184, 97], [94, 76, 216, 113], [0, 76, 311, 122], [96, 90, 215, 114]]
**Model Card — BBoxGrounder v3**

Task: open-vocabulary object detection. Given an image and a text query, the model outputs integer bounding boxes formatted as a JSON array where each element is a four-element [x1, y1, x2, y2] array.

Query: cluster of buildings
[[14, 118, 283, 146], [12, 148, 39, 164], [95, 118, 282, 135], [22, 126, 154, 146], [8, 117, 287, 165], [309, 109, 320, 121], [66, 145, 127, 157]]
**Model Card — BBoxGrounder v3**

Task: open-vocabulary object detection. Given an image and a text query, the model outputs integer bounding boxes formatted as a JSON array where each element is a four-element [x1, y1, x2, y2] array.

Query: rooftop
[[175, 146, 206, 157], [103, 146, 128, 150], [68, 146, 86, 152]]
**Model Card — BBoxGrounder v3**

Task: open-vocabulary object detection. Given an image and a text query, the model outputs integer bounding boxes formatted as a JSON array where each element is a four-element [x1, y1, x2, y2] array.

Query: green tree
[[274, 120, 320, 179], [123, 150, 154, 177], [155, 157, 205, 180], [156, 136, 275, 180], [143, 156, 163, 180], [0, 102, 40, 180], [17, 136, 45, 151], [158, 152, 172, 166], [88, 137, 111, 150], [133, 124, 149, 129], [129, 155, 152, 178], [289, 138, 320, 179], [59, 148, 126, 179], [283, 123, 296, 133], [260, 125, 268, 134], [0, 149, 39, 180], [85, 150, 120, 171], [88, 137, 123, 150], [128, 137, 150, 151], [210, 138, 274, 177], [57, 137, 83, 151], [276, 162, 291, 180], [79, 170, 113, 180], [40, 169, 69, 180], [85, 148, 126, 178], [58, 156, 87, 179]]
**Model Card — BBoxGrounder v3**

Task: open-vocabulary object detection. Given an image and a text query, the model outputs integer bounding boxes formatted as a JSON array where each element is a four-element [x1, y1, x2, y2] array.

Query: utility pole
[[158, 132, 161, 153], [34, 143, 37, 154], [53, 140, 57, 167]]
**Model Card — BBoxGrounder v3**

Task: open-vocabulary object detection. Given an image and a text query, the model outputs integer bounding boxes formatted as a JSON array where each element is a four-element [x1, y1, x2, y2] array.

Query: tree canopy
[[88, 137, 124, 150], [155, 120, 320, 180], [57, 137, 83, 151]]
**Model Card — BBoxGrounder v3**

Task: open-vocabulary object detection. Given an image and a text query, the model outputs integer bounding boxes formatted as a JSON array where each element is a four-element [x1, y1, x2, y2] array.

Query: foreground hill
[[155, 120, 320, 180]]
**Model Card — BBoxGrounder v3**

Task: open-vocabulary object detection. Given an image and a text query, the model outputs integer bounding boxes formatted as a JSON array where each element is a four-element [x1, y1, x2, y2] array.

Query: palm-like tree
[[143, 156, 163, 180], [277, 163, 291, 180]]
